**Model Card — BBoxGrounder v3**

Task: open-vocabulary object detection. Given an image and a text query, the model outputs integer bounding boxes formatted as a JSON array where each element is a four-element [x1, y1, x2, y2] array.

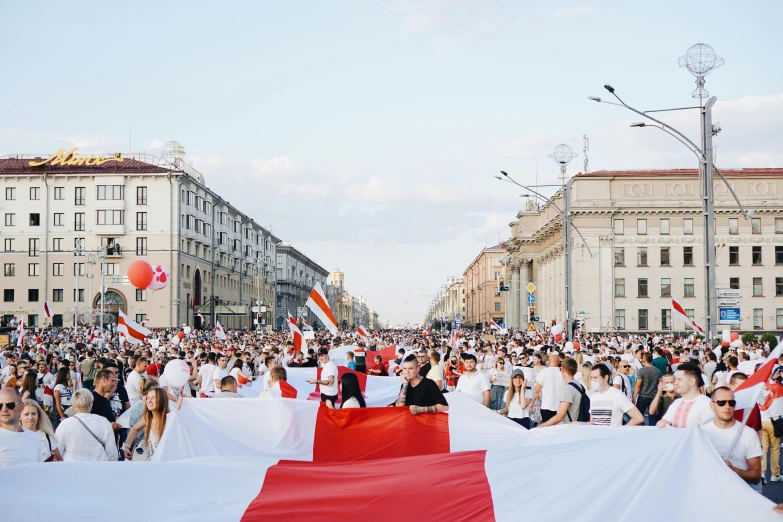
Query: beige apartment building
[[503, 168, 783, 335], [462, 245, 507, 329], [0, 148, 280, 329], [425, 278, 465, 328]]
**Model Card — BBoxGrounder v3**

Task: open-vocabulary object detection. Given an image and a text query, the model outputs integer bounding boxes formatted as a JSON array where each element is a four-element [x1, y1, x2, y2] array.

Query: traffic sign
[[719, 307, 741, 324], [456, 320, 461, 328], [579, 311, 586, 317], [717, 298, 740, 307], [527, 322, 536, 332], [717, 288, 741, 298], [527, 294, 536, 304], [526, 282, 536, 293]]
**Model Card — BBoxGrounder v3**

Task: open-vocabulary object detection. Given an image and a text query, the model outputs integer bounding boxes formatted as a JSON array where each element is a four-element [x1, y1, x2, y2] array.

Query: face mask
[[591, 379, 603, 390]]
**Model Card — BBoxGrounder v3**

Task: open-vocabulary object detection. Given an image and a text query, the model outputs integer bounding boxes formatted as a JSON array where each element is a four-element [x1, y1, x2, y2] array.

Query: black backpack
[[566, 381, 591, 423]]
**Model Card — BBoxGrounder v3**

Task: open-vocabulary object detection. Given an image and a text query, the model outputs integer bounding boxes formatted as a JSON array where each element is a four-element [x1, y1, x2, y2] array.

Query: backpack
[[566, 381, 591, 423]]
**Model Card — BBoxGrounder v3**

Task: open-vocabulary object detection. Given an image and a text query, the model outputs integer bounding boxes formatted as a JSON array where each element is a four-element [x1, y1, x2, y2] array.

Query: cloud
[[553, 6, 594, 18], [280, 182, 333, 201], [252, 155, 299, 176], [342, 176, 404, 203], [147, 139, 165, 150]]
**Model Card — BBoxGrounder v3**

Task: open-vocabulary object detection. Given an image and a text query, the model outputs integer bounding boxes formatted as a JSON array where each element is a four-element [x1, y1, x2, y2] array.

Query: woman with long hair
[[20, 399, 63, 461], [20, 372, 40, 403], [124, 387, 169, 460], [52, 367, 72, 429], [499, 370, 531, 428], [325, 373, 366, 409], [3, 364, 19, 389]]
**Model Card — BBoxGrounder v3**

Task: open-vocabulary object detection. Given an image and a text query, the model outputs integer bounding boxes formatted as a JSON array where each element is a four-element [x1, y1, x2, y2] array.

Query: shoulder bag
[[73, 415, 113, 460]]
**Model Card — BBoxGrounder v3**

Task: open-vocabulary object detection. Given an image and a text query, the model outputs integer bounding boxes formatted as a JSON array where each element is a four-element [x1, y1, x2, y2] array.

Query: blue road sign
[[719, 307, 741, 323], [527, 294, 536, 304]]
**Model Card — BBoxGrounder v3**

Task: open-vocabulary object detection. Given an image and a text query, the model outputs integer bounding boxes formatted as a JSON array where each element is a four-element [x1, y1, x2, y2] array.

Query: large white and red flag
[[732, 341, 783, 431], [671, 297, 704, 334], [489, 319, 501, 331], [215, 320, 227, 340], [16, 320, 25, 347], [356, 325, 369, 338], [118, 310, 150, 346], [300, 317, 311, 330], [288, 312, 304, 353], [305, 281, 338, 335], [41, 301, 53, 318]]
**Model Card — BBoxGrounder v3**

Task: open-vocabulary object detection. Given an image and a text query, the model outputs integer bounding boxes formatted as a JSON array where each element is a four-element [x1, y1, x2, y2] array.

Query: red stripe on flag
[[312, 404, 450, 462], [671, 298, 688, 318], [308, 288, 337, 327], [242, 451, 493, 522], [118, 316, 146, 342], [374, 344, 397, 364]]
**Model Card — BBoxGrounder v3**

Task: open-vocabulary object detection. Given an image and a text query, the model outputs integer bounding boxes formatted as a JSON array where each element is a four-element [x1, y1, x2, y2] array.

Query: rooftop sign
[[29, 147, 124, 167]]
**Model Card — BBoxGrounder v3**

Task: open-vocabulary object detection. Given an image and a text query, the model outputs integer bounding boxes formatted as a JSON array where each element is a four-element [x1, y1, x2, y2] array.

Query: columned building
[[504, 168, 783, 334], [274, 244, 329, 330], [462, 245, 506, 329]]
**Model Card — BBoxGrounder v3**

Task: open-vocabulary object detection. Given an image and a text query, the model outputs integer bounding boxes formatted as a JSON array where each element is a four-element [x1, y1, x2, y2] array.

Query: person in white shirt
[[701, 387, 762, 485], [126, 358, 148, 405], [0, 388, 44, 468], [589, 363, 643, 426], [532, 352, 565, 424], [54, 389, 117, 461], [309, 348, 339, 403], [197, 353, 217, 394], [657, 363, 714, 428], [613, 361, 633, 400], [212, 355, 230, 395], [455, 353, 491, 407], [262, 355, 277, 391]]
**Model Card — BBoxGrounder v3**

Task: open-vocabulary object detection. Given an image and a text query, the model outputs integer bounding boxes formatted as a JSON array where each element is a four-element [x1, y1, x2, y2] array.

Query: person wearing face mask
[[588, 363, 643, 426]]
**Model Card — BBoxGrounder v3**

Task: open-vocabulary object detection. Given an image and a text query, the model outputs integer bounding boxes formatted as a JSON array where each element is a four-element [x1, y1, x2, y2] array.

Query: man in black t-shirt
[[394, 354, 448, 414], [90, 369, 118, 425]]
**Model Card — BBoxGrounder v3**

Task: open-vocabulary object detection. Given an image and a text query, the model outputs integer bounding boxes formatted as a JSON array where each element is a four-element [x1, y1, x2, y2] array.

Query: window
[[53, 263, 64, 276], [661, 309, 671, 330], [187, 191, 195, 206], [29, 187, 40, 200], [96, 210, 124, 225], [637, 219, 647, 235], [102, 263, 120, 276], [28, 238, 39, 257], [27, 314, 38, 327], [4, 239, 14, 252], [777, 277, 783, 297], [776, 246, 783, 265], [730, 277, 739, 290], [52, 238, 63, 251], [638, 309, 648, 330], [234, 220, 240, 233], [778, 309, 783, 330], [52, 314, 63, 327], [752, 246, 762, 265], [4, 289, 13, 302], [74, 263, 85, 276], [137, 212, 147, 231], [219, 232, 228, 245], [777, 218, 783, 234], [683, 218, 693, 235], [753, 277, 763, 296], [660, 247, 670, 266], [752, 217, 761, 234], [28, 289, 39, 302], [74, 187, 85, 205], [661, 278, 671, 297], [614, 248, 625, 266], [494, 302, 501, 312], [754, 308, 763, 330], [54, 187, 64, 200], [728, 218, 738, 235], [136, 186, 148, 205], [684, 278, 695, 297], [29, 213, 40, 226], [614, 219, 624, 234], [96, 185, 124, 200], [73, 289, 85, 302], [4, 213, 15, 227], [615, 278, 625, 297], [4, 264, 15, 276], [729, 246, 739, 266], [660, 219, 670, 235], [203, 223, 212, 237], [53, 213, 64, 226], [135, 314, 146, 324], [28, 263, 39, 276], [186, 215, 195, 230], [74, 213, 85, 231], [683, 247, 693, 266], [136, 289, 146, 301], [637, 278, 648, 297], [136, 237, 147, 256], [53, 289, 63, 302], [615, 309, 625, 329], [637, 247, 648, 266], [6, 187, 16, 200]]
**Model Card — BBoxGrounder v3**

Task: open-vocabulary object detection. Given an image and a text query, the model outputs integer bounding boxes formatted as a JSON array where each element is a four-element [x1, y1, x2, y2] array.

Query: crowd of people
[[1, 319, 781, 506]]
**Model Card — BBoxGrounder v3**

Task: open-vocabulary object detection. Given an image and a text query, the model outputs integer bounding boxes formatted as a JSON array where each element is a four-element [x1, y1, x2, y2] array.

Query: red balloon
[[177, 331, 185, 340], [721, 340, 730, 347], [128, 260, 153, 289], [554, 333, 563, 342], [730, 332, 739, 342]]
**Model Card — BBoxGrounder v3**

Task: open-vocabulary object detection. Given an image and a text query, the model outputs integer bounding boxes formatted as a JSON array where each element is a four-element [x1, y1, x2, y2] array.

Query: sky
[[2, 1, 782, 325]]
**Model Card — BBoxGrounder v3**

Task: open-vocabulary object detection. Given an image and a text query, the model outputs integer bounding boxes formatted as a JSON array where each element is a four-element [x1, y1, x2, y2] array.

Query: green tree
[[760, 332, 779, 347], [741, 332, 757, 345]]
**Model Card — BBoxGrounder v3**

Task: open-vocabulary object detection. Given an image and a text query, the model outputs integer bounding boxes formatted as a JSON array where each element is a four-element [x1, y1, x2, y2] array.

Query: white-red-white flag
[[489, 319, 501, 331], [197, 311, 204, 324], [141, 317, 150, 327], [41, 301, 53, 318], [356, 325, 369, 338], [671, 297, 703, 333], [733, 341, 783, 431], [16, 320, 25, 347], [118, 310, 151, 345], [288, 312, 303, 353], [305, 282, 338, 335], [300, 317, 311, 330], [450, 331, 459, 348], [215, 320, 227, 340]]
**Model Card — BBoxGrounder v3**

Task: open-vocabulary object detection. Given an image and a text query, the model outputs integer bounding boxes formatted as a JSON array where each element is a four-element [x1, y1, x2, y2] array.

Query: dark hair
[[95, 369, 114, 382], [707, 352, 717, 362], [54, 367, 70, 387], [727, 356, 738, 368], [677, 362, 702, 386], [643, 352, 653, 364], [728, 372, 747, 387], [591, 363, 612, 381], [340, 373, 366, 408], [461, 353, 477, 362], [207, 352, 217, 363], [561, 357, 578, 376], [403, 354, 418, 364], [220, 375, 237, 389], [20, 372, 38, 400]]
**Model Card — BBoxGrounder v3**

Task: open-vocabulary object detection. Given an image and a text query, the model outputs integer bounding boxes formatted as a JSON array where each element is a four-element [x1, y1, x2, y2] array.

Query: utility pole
[[74, 239, 83, 331], [702, 97, 718, 338], [564, 175, 573, 339]]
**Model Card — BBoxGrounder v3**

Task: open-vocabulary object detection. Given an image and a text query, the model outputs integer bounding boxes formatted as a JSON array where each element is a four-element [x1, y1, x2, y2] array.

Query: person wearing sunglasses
[[701, 386, 762, 486], [0, 388, 44, 468]]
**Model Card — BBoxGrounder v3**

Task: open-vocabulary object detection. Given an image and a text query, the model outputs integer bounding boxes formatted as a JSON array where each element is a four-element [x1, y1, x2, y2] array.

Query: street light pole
[[563, 172, 573, 339], [702, 97, 718, 339]]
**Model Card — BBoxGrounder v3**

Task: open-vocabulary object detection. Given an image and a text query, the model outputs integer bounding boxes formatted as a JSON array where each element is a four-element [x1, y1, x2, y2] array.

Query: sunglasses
[[713, 399, 736, 407], [1, 401, 18, 411]]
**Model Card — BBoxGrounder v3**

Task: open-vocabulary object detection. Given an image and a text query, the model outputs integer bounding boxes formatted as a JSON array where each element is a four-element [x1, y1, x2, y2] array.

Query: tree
[[430, 318, 441, 331], [741, 332, 757, 345], [760, 332, 779, 348]]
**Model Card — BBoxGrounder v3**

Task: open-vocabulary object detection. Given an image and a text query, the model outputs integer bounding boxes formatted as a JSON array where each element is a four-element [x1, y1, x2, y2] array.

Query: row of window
[[615, 308, 783, 330], [5, 211, 148, 231], [614, 217, 783, 235], [615, 277, 783, 298], [5, 186, 148, 205], [2, 238, 148, 257], [3, 288, 148, 304], [614, 246, 783, 267]]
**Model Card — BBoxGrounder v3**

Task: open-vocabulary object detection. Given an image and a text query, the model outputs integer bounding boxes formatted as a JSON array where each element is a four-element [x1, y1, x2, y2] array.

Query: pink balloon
[[148, 264, 169, 291]]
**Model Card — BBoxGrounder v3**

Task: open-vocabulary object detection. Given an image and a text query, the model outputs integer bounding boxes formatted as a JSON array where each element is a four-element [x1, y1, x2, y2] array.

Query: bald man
[[0, 388, 43, 468]]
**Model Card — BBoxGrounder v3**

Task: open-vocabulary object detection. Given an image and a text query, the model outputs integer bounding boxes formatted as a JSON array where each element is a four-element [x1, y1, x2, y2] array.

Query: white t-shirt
[[342, 397, 361, 409], [506, 391, 530, 419], [536, 367, 565, 412], [0, 428, 44, 468], [126, 370, 143, 404], [590, 386, 635, 426], [613, 374, 632, 399], [455, 370, 491, 405], [701, 421, 762, 471], [321, 361, 339, 396], [663, 395, 714, 428], [198, 364, 216, 393], [737, 360, 757, 376], [54, 384, 72, 406], [213, 367, 230, 394]]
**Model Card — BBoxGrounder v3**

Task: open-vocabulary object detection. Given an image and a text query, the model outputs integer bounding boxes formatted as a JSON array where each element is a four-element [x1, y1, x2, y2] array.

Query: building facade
[[503, 168, 783, 334], [0, 148, 281, 329], [274, 243, 329, 330], [425, 278, 466, 328], [462, 245, 506, 329]]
